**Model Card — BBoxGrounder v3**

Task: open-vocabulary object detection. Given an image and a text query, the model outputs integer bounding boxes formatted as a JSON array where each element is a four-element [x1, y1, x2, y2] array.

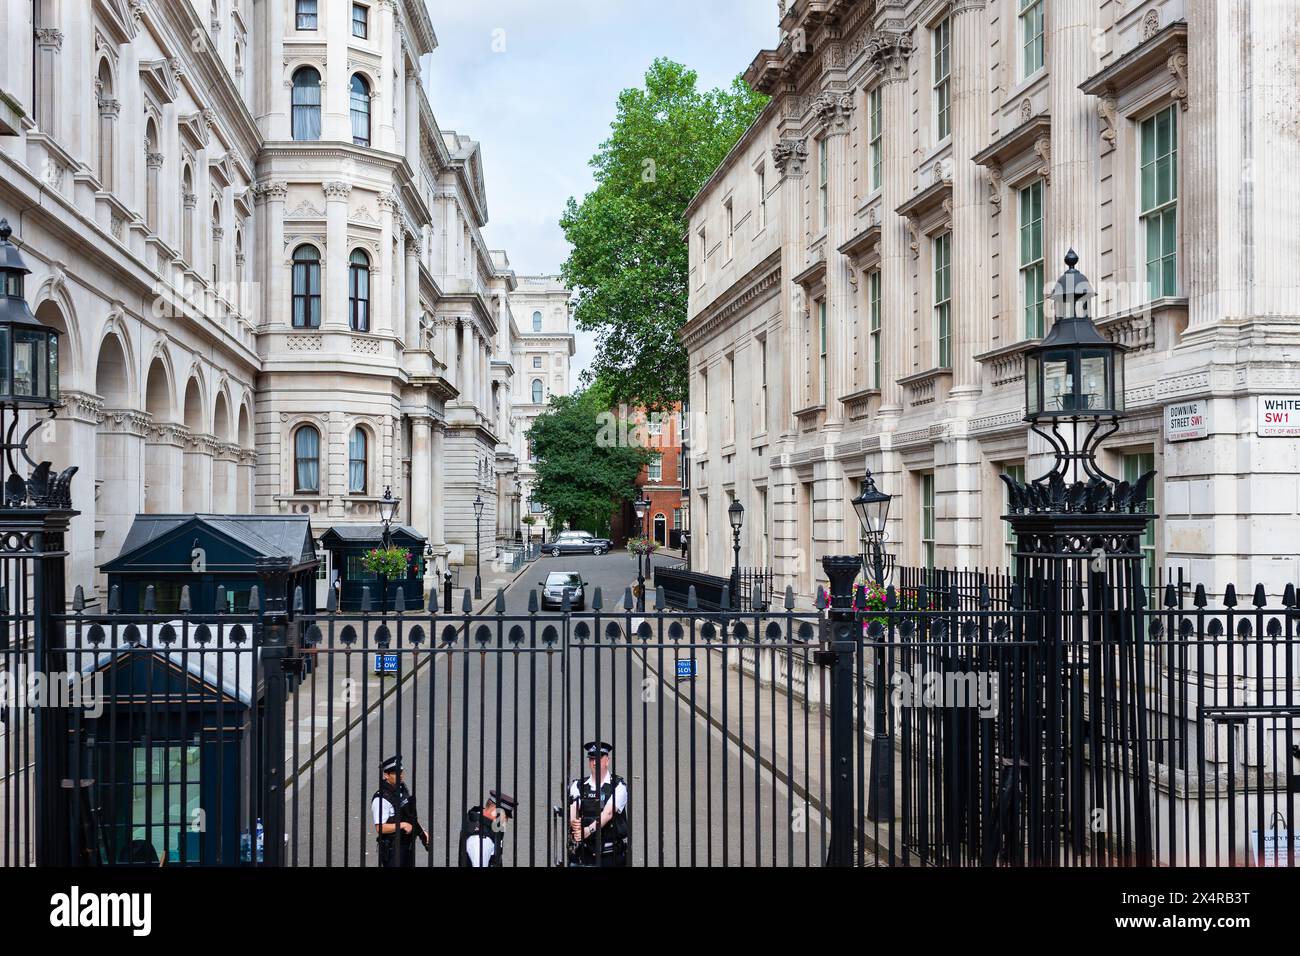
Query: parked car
[[539, 571, 586, 610], [546, 531, 611, 557]]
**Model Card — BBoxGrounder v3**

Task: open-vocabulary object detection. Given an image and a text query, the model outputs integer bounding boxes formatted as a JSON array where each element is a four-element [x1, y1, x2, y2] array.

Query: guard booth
[[319, 524, 427, 611], [66, 616, 265, 866], [101, 514, 319, 614]]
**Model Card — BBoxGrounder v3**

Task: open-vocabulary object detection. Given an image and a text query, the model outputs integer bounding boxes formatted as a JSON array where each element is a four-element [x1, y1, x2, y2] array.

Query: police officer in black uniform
[[567, 741, 629, 866], [371, 755, 430, 867], [458, 789, 518, 867]]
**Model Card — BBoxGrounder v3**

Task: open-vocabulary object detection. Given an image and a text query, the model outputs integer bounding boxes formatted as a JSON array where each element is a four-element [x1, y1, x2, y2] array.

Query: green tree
[[561, 58, 768, 410], [527, 389, 650, 534]]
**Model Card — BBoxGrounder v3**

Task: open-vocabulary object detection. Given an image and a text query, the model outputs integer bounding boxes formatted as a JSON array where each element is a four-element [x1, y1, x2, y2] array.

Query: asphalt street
[[282, 551, 833, 867]]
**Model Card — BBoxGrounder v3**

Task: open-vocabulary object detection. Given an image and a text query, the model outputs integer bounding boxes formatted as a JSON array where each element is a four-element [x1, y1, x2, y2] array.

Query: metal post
[[821, 554, 862, 866], [866, 540, 894, 823], [255, 556, 293, 867], [474, 511, 482, 599], [443, 570, 453, 613]]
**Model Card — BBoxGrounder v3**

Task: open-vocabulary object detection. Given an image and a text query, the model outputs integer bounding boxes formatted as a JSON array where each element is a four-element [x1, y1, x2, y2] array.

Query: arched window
[[291, 67, 321, 141], [532, 379, 544, 404], [294, 425, 320, 493], [210, 200, 221, 285], [532, 311, 542, 332], [96, 60, 116, 191], [348, 249, 370, 331], [350, 74, 371, 147], [348, 427, 367, 493], [292, 245, 321, 328], [181, 166, 195, 262]]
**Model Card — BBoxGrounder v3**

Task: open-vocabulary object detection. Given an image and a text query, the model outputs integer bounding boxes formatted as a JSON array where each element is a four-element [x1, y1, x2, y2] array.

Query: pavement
[[281, 549, 840, 866]]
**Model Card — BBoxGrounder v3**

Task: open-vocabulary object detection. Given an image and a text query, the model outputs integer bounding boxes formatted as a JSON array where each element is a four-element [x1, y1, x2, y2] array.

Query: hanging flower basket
[[360, 546, 411, 579], [626, 536, 657, 557]]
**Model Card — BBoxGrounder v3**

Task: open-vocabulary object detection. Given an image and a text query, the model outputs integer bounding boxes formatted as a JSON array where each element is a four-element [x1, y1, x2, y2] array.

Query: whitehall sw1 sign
[[1165, 400, 1208, 442], [1258, 396, 1300, 437]]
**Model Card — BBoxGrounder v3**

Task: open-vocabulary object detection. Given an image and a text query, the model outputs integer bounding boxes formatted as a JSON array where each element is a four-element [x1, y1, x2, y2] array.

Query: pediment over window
[[139, 59, 178, 104], [1079, 22, 1188, 102]]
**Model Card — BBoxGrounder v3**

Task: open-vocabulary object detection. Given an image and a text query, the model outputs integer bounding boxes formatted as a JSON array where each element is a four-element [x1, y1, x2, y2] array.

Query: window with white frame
[[758, 334, 768, 433], [817, 299, 828, 405], [1019, 179, 1045, 339], [1140, 105, 1179, 300], [352, 3, 369, 38], [533, 356, 542, 368], [933, 17, 951, 140], [1123, 452, 1157, 594], [724, 198, 734, 260], [1001, 462, 1025, 567], [868, 269, 882, 388], [1019, 0, 1044, 78], [868, 86, 883, 192], [921, 473, 936, 570], [648, 453, 662, 482], [933, 232, 952, 368], [756, 165, 767, 231], [818, 138, 829, 230]]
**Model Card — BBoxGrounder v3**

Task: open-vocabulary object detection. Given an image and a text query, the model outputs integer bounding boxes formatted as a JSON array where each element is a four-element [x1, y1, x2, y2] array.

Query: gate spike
[[657, 586, 667, 610], [393, 586, 406, 613], [106, 584, 119, 613], [591, 586, 603, 611], [143, 585, 156, 613], [885, 585, 897, 609], [179, 585, 192, 612], [1252, 583, 1268, 609], [72, 585, 85, 613], [528, 589, 539, 614], [784, 585, 795, 611], [495, 587, 506, 613], [948, 583, 960, 611], [326, 583, 338, 612], [461, 588, 473, 613], [360, 586, 372, 613], [562, 590, 572, 613], [917, 585, 929, 611], [1193, 583, 1207, 608], [1009, 583, 1023, 610], [979, 581, 992, 610], [248, 586, 261, 612], [623, 587, 634, 611], [1223, 584, 1238, 608], [1134, 586, 1147, 609], [854, 585, 867, 608], [293, 586, 305, 613], [814, 587, 826, 611], [752, 583, 762, 611], [1163, 583, 1178, 608], [1284, 583, 1297, 609], [687, 586, 698, 611], [720, 586, 730, 611], [215, 585, 228, 612]]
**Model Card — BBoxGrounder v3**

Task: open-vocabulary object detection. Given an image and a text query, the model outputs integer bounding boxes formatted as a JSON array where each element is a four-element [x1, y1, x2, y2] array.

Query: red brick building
[[610, 404, 686, 549]]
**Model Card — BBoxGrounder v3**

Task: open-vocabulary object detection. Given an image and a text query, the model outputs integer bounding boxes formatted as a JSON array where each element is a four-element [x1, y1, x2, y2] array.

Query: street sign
[[1165, 399, 1208, 442], [675, 658, 696, 680], [373, 653, 399, 675], [1258, 395, 1300, 437]]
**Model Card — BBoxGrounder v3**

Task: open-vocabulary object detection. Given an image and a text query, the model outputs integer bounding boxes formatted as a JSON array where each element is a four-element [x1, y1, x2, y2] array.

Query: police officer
[[371, 755, 430, 867], [567, 741, 629, 866], [458, 789, 518, 867]]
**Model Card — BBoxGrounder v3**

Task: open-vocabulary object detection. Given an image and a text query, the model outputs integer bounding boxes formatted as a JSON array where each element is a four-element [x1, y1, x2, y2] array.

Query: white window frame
[[1019, 0, 1044, 79], [818, 138, 829, 231], [868, 270, 882, 388], [1001, 462, 1025, 568], [756, 164, 767, 231], [1019, 179, 1045, 339], [817, 299, 828, 405], [921, 473, 936, 570], [868, 86, 883, 192], [724, 198, 734, 260], [933, 17, 951, 141], [758, 334, 768, 433], [1140, 104, 1179, 301], [933, 232, 952, 369]]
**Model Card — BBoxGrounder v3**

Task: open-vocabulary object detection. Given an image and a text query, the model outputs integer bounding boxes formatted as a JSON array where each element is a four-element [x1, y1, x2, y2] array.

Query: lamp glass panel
[[47, 334, 58, 399], [13, 331, 36, 397], [1043, 356, 1072, 412], [0, 326, 9, 397], [1113, 354, 1125, 411], [1080, 352, 1108, 411], [1025, 353, 1039, 415]]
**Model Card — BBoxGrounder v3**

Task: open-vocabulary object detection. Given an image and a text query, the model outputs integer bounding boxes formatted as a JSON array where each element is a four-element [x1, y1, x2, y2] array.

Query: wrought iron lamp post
[[852, 471, 894, 822], [377, 485, 400, 610], [633, 491, 649, 611], [728, 499, 744, 603], [472, 494, 484, 599], [996, 249, 1156, 866]]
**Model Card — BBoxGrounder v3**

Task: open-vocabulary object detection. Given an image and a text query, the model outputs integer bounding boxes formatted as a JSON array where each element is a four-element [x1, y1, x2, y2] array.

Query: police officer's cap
[[488, 790, 517, 818], [380, 754, 403, 774], [583, 741, 613, 759]]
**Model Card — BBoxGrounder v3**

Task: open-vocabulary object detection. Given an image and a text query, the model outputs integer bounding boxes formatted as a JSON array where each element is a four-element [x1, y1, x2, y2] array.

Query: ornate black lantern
[[0, 220, 61, 407], [1024, 249, 1123, 421], [851, 471, 891, 541]]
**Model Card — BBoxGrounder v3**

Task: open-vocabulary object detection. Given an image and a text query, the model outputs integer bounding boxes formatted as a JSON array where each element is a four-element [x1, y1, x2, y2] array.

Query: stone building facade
[[508, 275, 575, 542], [0, 0, 525, 599], [683, 0, 1300, 604]]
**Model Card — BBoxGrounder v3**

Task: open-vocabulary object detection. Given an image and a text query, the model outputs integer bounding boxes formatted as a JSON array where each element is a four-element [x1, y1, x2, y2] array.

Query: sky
[[421, 0, 776, 381]]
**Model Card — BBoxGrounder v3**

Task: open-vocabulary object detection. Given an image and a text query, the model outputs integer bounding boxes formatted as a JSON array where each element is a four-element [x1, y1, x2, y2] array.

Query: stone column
[[814, 89, 854, 428], [405, 233, 420, 349], [257, 181, 288, 328], [237, 449, 256, 512], [212, 443, 238, 513], [870, 30, 914, 419], [323, 182, 352, 330], [463, 326, 478, 413], [405, 66, 421, 171], [34, 27, 61, 136], [97, 409, 148, 580], [440, 318, 458, 383], [183, 433, 215, 512], [430, 420, 447, 552], [377, 0, 397, 151], [1047, 1, 1096, 271], [377, 193, 397, 335], [144, 422, 186, 513], [410, 416, 432, 538], [97, 96, 119, 192]]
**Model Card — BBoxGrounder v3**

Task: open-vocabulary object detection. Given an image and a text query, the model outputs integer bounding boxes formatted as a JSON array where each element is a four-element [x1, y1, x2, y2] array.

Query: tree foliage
[[526, 389, 650, 534], [560, 58, 768, 410]]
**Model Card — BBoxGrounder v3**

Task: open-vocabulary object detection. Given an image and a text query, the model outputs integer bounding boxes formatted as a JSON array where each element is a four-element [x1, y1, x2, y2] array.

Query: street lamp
[[377, 485, 400, 611], [0, 220, 61, 412], [851, 471, 892, 588], [633, 491, 649, 611], [472, 494, 484, 599], [851, 471, 893, 823], [728, 499, 744, 603]]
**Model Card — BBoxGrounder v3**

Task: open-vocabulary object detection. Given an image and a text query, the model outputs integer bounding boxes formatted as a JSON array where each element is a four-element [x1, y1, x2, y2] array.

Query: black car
[[546, 531, 612, 557], [539, 571, 586, 611]]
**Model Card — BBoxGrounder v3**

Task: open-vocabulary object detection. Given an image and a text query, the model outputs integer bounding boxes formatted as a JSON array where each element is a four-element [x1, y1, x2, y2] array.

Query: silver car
[[539, 571, 586, 610], [547, 530, 611, 557]]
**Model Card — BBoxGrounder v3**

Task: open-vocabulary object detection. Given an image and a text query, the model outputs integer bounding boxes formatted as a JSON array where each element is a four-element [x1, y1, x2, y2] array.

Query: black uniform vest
[[373, 780, 419, 864], [457, 806, 502, 867], [573, 774, 629, 850]]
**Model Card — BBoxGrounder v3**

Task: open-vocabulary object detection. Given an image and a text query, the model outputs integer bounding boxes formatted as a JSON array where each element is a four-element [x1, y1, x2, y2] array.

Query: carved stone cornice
[[146, 151, 164, 169], [98, 97, 121, 118], [771, 137, 809, 178], [35, 28, 64, 51], [812, 90, 855, 136], [253, 179, 288, 201], [867, 30, 913, 85], [185, 432, 221, 455], [1167, 52, 1189, 111], [103, 408, 153, 437], [147, 421, 189, 445], [323, 181, 353, 199], [59, 390, 104, 425], [378, 192, 401, 212]]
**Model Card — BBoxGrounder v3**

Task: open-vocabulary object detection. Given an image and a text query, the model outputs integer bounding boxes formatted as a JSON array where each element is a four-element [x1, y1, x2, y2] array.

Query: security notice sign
[[1165, 399, 1208, 442], [1258, 396, 1300, 437]]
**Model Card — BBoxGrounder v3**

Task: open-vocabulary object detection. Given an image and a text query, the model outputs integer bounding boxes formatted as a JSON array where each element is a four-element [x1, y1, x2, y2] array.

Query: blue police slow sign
[[675, 658, 696, 680], [373, 653, 399, 676]]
